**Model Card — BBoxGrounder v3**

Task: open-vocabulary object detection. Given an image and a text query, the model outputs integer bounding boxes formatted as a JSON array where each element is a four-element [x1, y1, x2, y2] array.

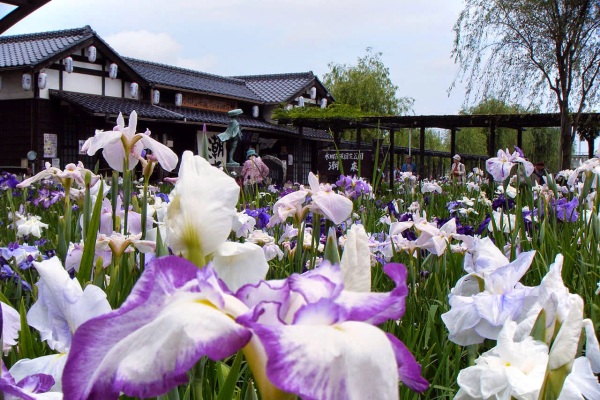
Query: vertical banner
[[43, 133, 58, 158], [197, 130, 226, 167]]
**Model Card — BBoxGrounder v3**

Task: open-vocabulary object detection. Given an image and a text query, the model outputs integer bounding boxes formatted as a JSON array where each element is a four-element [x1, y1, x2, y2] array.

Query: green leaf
[[18, 299, 35, 359], [78, 180, 104, 286], [530, 308, 547, 343], [323, 227, 340, 265], [243, 380, 259, 400], [539, 363, 572, 400], [217, 351, 243, 400]]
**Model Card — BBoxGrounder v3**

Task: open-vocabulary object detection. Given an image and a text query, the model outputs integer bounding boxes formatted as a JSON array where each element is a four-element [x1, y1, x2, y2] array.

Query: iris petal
[[62, 256, 251, 400]]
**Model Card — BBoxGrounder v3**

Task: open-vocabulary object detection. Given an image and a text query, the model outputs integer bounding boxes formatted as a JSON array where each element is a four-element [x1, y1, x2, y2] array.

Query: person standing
[[401, 155, 418, 175], [242, 148, 269, 187], [451, 154, 466, 183], [531, 162, 548, 185]]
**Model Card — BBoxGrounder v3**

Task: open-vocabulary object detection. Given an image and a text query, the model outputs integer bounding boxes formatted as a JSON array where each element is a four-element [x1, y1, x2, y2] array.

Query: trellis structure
[[281, 112, 600, 188]]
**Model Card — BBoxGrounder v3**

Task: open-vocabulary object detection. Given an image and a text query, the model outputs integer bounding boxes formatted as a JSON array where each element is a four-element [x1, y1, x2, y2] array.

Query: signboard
[[317, 150, 372, 182], [182, 93, 238, 113], [43, 133, 58, 158], [197, 130, 226, 167]]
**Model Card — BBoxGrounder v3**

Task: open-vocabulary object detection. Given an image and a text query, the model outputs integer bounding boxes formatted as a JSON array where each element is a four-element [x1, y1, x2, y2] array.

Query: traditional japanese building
[[0, 25, 333, 182]]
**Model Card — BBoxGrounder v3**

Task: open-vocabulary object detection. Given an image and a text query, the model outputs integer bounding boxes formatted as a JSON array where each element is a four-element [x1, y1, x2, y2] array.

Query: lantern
[[320, 98, 328, 109], [297, 97, 305, 107], [87, 46, 97, 62], [130, 82, 139, 98], [108, 63, 118, 79], [64, 57, 73, 73], [152, 90, 160, 105], [22, 73, 32, 91], [174, 93, 183, 107], [310, 87, 317, 99], [252, 105, 259, 118], [38, 71, 47, 90]]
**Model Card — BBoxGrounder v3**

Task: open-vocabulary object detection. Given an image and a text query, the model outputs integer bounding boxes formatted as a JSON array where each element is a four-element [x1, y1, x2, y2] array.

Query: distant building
[[0, 26, 333, 181]]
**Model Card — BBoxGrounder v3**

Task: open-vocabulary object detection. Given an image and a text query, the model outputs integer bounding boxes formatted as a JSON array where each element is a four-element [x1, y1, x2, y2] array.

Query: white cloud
[[103, 30, 220, 72], [104, 30, 181, 62]]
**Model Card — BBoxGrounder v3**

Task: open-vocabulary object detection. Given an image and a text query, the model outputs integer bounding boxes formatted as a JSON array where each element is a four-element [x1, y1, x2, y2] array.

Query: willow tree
[[322, 48, 413, 143], [323, 47, 413, 116], [452, 0, 600, 169]]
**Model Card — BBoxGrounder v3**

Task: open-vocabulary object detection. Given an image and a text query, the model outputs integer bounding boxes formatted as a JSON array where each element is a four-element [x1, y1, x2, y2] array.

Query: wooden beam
[[0, 0, 51, 34], [419, 126, 425, 178]]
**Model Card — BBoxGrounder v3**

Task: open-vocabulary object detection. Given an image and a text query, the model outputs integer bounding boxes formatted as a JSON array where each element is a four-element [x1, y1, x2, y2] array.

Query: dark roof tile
[[124, 57, 262, 103], [50, 90, 331, 140], [50, 90, 184, 120], [232, 72, 316, 103], [0, 26, 94, 68]]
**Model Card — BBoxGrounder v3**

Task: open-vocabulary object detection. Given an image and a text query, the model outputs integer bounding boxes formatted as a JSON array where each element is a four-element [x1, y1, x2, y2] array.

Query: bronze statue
[[218, 109, 243, 166]]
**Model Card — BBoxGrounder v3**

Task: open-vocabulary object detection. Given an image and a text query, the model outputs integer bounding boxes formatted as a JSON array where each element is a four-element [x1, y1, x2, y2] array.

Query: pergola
[[280, 112, 600, 184], [0, 0, 51, 34]]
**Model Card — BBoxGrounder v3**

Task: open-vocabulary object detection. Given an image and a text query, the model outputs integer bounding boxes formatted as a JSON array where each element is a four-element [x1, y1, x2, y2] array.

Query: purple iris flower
[[447, 201, 460, 213], [514, 146, 525, 158], [155, 192, 170, 203], [279, 187, 295, 198], [476, 215, 492, 235], [387, 201, 400, 219], [0, 360, 57, 399], [0, 172, 19, 190], [398, 212, 414, 223], [491, 194, 515, 211], [63, 256, 429, 400], [33, 188, 63, 208], [552, 198, 579, 222], [0, 264, 32, 291], [244, 207, 271, 229]]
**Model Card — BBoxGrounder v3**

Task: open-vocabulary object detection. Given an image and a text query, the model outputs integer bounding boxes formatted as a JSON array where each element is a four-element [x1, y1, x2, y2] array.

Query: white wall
[[0, 71, 34, 100], [105, 76, 122, 97], [39, 69, 60, 99], [63, 72, 104, 95]]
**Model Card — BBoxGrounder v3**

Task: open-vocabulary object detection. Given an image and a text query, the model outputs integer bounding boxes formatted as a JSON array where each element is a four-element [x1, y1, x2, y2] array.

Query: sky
[[0, 0, 468, 116]]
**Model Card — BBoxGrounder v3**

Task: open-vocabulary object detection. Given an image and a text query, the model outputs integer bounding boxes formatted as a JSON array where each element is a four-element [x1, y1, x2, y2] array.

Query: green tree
[[454, 98, 561, 171], [323, 48, 414, 142], [323, 47, 413, 115], [452, 0, 600, 169]]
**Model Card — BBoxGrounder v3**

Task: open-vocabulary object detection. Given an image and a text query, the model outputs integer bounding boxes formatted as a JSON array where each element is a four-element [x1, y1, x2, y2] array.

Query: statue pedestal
[[225, 165, 242, 178]]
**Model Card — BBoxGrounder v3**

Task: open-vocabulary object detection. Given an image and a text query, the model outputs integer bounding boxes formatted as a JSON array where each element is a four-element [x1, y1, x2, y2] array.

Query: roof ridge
[[124, 57, 247, 85], [0, 25, 94, 43], [232, 71, 315, 80]]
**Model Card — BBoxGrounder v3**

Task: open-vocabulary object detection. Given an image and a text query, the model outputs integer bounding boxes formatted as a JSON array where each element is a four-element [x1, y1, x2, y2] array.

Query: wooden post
[[389, 129, 395, 195], [333, 130, 341, 148], [296, 127, 303, 183], [488, 122, 496, 157], [356, 127, 362, 149], [450, 127, 457, 157], [419, 126, 425, 179], [517, 127, 523, 150]]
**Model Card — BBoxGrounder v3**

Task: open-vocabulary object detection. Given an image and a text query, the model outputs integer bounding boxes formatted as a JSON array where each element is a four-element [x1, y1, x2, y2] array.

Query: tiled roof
[[231, 72, 316, 103], [49, 90, 330, 140], [0, 26, 94, 68], [50, 90, 184, 120], [300, 127, 333, 140], [124, 58, 262, 103]]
